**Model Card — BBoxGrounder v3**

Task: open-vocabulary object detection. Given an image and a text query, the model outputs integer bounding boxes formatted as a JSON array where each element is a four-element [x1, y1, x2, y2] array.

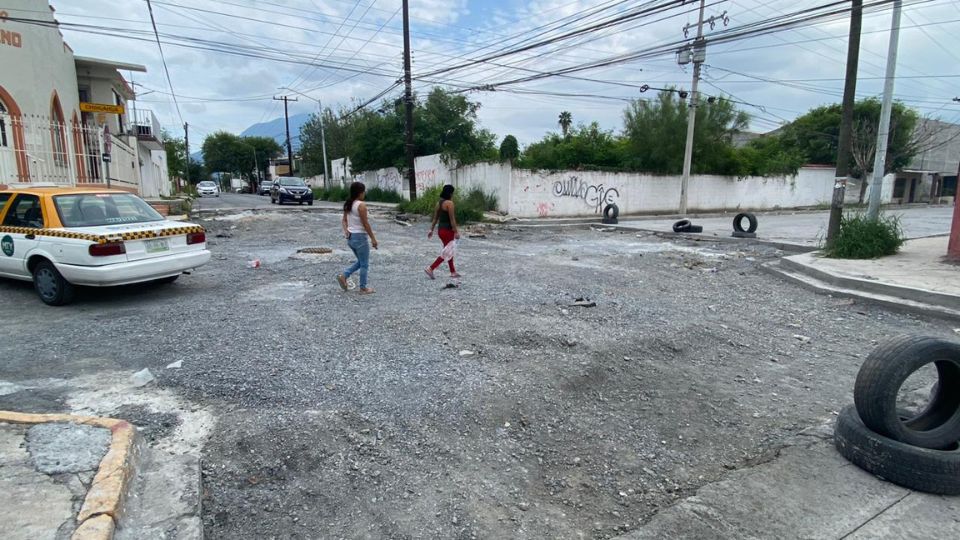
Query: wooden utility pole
[[274, 95, 298, 176], [827, 0, 863, 244], [402, 0, 417, 200]]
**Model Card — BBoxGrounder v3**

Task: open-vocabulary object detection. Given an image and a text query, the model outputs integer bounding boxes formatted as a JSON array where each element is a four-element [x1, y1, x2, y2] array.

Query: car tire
[[673, 219, 692, 233], [733, 213, 758, 233], [308, 201, 314, 206], [33, 260, 75, 306], [688, 225, 704, 233], [834, 405, 960, 495], [854, 335, 960, 449]]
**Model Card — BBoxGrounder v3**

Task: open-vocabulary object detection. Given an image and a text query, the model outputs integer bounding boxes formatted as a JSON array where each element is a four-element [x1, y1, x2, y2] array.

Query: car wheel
[[33, 260, 75, 306], [308, 201, 314, 206], [156, 275, 180, 285]]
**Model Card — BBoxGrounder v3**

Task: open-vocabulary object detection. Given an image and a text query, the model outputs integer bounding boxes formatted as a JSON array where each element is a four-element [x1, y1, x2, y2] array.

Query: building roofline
[[74, 56, 147, 73]]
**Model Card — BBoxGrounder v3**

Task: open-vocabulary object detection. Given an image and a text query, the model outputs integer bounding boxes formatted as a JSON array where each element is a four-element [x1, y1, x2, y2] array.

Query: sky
[[30, 0, 960, 149]]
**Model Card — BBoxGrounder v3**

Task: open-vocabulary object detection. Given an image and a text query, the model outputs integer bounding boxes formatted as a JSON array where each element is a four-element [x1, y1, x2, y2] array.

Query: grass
[[823, 213, 904, 259], [313, 186, 404, 204], [397, 185, 485, 224]]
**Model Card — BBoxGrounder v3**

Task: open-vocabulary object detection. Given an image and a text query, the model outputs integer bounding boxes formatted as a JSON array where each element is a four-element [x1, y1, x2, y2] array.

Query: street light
[[278, 86, 330, 188]]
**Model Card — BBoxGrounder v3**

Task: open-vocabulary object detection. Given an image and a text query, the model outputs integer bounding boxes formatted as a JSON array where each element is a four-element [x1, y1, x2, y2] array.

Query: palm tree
[[558, 111, 572, 137]]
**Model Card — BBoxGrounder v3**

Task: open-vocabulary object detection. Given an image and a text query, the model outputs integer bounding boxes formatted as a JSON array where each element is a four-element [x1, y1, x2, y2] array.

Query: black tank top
[[437, 201, 452, 229]]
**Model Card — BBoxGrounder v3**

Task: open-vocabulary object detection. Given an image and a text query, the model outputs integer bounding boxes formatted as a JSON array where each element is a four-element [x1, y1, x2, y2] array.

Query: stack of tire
[[835, 335, 960, 495], [672, 220, 703, 234]]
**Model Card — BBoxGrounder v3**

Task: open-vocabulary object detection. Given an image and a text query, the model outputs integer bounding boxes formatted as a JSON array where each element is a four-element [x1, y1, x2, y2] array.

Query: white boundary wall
[[344, 154, 897, 217]]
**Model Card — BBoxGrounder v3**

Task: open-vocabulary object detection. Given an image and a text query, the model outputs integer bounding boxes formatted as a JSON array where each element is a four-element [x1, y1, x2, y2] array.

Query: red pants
[[430, 228, 456, 272]]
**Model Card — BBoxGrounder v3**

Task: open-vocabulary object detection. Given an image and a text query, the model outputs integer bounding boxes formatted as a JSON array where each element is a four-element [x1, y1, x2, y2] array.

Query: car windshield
[[198, 182, 216, 188], [279, 178, 306, 187], [54, 193, 165, 228]]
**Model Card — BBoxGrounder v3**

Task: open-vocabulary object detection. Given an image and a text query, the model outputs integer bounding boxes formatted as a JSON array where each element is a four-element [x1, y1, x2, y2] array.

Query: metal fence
[[0, 112, 138, 187]]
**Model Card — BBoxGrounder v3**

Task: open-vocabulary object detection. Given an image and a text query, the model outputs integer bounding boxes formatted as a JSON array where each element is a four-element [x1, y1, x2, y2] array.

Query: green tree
[[415, 87, 497, 164], [187, 158, 206, 183], [622, 90, 749, 175], [162, 130, 187, 180], [301, 107, 356, 178], [518, 122, 623, 170], [242, 136, 283, 181], [201, 132, 255, 178], [499, 135, 519, 162], [558, 111, 573, 137]]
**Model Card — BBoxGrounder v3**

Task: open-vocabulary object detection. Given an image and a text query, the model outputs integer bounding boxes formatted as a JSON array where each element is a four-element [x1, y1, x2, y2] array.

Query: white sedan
[[197, 181, 220, 197], [0, 187, 211, 305]]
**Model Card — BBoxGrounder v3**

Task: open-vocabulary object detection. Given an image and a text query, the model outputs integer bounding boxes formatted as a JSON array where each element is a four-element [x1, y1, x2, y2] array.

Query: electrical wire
[[145, 0, 183, 125]]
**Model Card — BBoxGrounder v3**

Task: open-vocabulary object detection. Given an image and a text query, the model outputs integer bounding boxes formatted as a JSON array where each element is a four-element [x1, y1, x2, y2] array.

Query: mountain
[[240, 113, 313, 151]]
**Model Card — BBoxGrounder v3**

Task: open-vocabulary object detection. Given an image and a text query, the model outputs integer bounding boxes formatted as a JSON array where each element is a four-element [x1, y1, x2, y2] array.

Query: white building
[[0, 1, 171, 197]]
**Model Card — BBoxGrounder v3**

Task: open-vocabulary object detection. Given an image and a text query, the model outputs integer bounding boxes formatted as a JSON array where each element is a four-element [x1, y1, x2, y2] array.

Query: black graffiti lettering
[[552, 176, 620, 213]]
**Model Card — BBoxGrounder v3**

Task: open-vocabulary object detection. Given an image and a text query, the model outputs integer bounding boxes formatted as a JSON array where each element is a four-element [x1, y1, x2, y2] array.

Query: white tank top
[[347, 200, 365, 234]]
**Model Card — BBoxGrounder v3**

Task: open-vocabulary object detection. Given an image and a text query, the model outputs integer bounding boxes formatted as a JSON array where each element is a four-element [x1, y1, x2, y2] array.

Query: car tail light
[[186, 231, 206, 245], [89, 242, 125, 257]]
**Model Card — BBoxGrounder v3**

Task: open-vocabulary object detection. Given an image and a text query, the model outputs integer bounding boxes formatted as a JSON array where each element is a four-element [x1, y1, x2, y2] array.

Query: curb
[[0, 411, 141, 540]]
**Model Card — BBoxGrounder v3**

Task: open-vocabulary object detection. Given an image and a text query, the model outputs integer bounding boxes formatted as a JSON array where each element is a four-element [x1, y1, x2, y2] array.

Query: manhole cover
[[297, 247, 333, 254]]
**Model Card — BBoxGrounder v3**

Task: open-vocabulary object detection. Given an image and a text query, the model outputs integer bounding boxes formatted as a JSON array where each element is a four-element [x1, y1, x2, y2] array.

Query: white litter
[[166, 360, 183, 369], [131, 368, 155, 387], [459, 350, 475, 357]]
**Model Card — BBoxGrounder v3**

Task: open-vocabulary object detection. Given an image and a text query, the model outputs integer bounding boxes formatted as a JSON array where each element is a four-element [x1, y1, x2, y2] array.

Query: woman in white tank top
[[337, 182, 378, 294]]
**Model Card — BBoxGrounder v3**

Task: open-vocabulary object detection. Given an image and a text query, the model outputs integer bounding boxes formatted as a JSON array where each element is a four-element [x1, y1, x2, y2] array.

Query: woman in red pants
[[425, 184, 462, 279]]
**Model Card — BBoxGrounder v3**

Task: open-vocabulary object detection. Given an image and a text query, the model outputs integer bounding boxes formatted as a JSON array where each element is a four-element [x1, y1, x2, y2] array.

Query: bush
[[823, 213, 904, 259], [398, 185, 484, 224], [365, 187, 404, 204], [313, 186, 350, 202], [464, 188, 498, 212]]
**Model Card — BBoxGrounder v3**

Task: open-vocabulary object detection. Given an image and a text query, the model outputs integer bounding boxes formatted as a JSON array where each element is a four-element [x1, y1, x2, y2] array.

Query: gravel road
[[0, 207, 955, 539]]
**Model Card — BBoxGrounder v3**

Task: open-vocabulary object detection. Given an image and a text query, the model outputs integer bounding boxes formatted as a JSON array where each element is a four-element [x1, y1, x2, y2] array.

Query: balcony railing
[[130, 109, 163, 145]]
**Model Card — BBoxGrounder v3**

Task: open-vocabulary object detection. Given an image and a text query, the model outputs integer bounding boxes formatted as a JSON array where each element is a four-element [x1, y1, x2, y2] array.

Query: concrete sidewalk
[[767, 236, 960, 321], [615, 422, 960, 539]]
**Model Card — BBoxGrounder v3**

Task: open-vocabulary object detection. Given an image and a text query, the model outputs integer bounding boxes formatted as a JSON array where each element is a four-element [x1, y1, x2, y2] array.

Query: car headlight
[[279, 187, 289, 194]]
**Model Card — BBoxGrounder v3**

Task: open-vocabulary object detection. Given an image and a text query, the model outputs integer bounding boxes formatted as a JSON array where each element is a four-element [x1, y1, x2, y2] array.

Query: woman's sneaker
[[424, 268, 435, 280], [337, 274, 349, 291]]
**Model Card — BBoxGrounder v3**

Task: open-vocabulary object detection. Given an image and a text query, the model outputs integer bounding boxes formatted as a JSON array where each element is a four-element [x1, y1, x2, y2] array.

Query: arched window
[[50, 93, 68, 167]]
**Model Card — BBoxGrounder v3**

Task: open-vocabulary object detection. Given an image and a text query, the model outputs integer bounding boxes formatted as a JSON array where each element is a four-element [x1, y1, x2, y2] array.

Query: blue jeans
[[344, 233, 370, 288]]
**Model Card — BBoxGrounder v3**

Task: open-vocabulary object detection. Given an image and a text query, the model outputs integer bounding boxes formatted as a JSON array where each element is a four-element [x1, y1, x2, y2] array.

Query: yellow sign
[[80, 102, 125, 114]]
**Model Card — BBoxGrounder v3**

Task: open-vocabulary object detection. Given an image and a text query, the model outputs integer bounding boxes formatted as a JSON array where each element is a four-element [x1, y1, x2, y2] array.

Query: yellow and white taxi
[[0, 187, 210, 305]]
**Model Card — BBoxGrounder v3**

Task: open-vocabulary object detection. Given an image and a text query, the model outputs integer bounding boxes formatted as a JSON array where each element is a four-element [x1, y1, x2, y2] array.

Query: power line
[[145, 0, 183, 125]]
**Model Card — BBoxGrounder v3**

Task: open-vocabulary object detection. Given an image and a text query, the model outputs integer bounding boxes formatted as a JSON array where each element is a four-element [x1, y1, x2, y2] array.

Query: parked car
[[271, 177, 314, 205], [258, 181, 275, 196], [197, 181, 220, 197], [0, 187, 211, 306]]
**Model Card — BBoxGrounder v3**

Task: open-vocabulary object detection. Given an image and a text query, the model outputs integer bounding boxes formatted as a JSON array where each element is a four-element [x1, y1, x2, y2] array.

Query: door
[[909, 178, 919, 203], [0, 194, 44, 278]]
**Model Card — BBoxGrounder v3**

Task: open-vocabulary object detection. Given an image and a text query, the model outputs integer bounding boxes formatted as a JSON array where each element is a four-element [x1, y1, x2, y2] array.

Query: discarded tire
[[731, 231, 756, 239], [687, 225, 703, 233], [834, 405, 960, 495], [733, 212, 758, 233], [673, 219, 692, 233], [854, 336, 960, 449], [603, 203, 620, 220]]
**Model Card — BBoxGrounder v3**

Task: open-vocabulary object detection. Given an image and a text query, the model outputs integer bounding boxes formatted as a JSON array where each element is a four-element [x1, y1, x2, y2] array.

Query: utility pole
[[402, 0, 417, 200], [318, 102, 330, 189], [826, 0, 863, 244], [183, 122, 190, 188], [867, 0, 902, 220], [274, 95, 298, 177], [679, 0, 709, 215]]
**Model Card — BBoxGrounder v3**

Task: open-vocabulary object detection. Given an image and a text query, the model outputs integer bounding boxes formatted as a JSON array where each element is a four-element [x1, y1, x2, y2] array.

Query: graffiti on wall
[[376, 169, 402, 193], [416, 168, 438, 187], [535, 202, 554, 217], [552, 176, 620, 213]]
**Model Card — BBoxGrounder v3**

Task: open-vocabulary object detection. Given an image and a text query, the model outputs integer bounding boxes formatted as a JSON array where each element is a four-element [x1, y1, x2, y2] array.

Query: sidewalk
[[766, 236, 960, 321], [614, 421, 960, 539]]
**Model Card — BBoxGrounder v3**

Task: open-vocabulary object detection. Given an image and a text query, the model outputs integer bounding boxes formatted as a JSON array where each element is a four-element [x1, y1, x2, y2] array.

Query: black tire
[[673, 219, 692, 233], [603, 203, 619, 220], [834, 405, 960, 495], [733, 213, 758, 233], [32, 260, 75, 306], [854, 335, 960, 449], [308, 201, 314, 206], [156, 275, 180, 284], [687, 225, 703, 233]]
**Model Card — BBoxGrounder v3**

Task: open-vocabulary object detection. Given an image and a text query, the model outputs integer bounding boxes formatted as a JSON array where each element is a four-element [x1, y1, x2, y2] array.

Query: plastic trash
[[166, 360, 183, 369], [131, 368, 155, 387], [247, 259, 261, 269], [440, 239, 459, 261]]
